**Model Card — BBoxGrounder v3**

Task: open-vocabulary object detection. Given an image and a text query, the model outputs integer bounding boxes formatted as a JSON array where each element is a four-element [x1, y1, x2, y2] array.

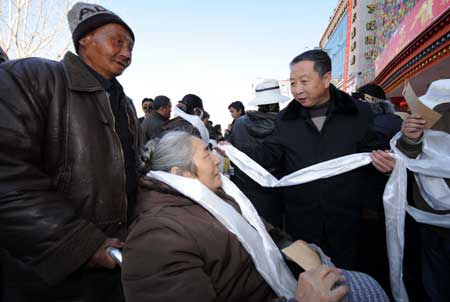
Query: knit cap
[[67, 2, 134, 52]]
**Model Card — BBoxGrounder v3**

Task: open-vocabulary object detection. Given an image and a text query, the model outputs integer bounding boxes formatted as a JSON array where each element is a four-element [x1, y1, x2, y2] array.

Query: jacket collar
[[61, 51, 106, 92], [133, 177, 240, 220], [281, 84, 358, 121], [151, 110, 169, 122]]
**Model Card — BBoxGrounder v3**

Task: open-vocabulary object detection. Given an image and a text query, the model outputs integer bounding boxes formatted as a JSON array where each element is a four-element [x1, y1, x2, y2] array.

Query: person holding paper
[[394, 79, 450, 302], [122, 131, 388, 302]]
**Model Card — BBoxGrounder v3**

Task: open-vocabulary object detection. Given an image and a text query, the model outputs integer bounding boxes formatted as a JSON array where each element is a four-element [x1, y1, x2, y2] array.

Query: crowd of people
[[0, 2, 449, 302]]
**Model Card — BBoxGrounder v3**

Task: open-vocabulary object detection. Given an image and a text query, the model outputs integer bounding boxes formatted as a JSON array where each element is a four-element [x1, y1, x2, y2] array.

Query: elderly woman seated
[[122, 131, 388, 302]]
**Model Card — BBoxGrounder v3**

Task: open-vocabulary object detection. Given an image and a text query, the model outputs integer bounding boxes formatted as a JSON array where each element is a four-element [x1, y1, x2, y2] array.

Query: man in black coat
[[141, 95, 172, 143], [138, 98, 154, 124], [240, 50, 389, 270]]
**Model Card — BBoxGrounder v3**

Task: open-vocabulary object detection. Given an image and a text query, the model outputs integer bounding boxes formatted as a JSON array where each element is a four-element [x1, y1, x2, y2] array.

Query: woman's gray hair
[[142, 131, 197, 173]]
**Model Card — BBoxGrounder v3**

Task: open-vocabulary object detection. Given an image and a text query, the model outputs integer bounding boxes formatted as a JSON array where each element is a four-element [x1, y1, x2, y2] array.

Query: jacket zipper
[[104, 92, 128, 224]]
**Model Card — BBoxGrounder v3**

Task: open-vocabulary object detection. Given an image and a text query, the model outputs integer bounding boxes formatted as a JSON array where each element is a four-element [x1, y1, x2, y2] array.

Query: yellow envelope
[[402, 82, 442, 129], [282, 240, 322, 271]]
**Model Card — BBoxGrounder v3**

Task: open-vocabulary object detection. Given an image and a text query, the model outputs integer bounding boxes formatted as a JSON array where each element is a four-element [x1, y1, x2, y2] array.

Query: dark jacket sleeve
[[239, 120, 285, 169], [396, 137, 423, 158], [122, 215, 216, 302], [229, 116, 252, 150], [140, 116, 154, 143], [0, 63, 106, 285], [357, 106, 392, 152]]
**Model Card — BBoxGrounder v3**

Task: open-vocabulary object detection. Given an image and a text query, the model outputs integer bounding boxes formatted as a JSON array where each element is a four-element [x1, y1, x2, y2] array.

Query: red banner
[[374, 0, 450, 75]]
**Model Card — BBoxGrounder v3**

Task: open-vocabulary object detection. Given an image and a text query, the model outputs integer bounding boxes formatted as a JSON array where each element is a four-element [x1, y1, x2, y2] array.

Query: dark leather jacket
[[0, 52, 140, 285]]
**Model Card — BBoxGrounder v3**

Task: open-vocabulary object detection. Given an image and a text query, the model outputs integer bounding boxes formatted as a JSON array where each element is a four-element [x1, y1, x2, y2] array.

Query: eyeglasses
[[143, 106, 153, 110]]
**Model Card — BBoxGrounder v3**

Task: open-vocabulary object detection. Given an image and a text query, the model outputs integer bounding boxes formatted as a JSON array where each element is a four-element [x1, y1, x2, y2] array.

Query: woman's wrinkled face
[[188, 137, 222, 192]]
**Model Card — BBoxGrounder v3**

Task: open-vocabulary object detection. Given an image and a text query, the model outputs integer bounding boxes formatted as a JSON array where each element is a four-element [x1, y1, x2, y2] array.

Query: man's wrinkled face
[[79, 23, 133, 79], [290, 60, 331, 108]]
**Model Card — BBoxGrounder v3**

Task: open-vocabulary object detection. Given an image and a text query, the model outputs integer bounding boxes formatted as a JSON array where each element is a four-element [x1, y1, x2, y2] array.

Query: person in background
[[225, 101, 245, 140], [229, 79, 290, 228], [138, 98, 154, 124], [213, 124, 224, 141], [201, 110, 210, 127], [141, 95, 171, 143], [159, 93, 205, 138], [176, 100, 188, 112], [228, 100, 246, 119], [182, 93, 204, 115], [0, 2, 139, 301], [356, 83, 402, 141], [352, 83, 402, 295]]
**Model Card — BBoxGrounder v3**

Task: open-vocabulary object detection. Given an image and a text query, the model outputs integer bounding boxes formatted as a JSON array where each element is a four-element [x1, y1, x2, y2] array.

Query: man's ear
[[78, 34, 92, 49], [323, 71, 332, 89]]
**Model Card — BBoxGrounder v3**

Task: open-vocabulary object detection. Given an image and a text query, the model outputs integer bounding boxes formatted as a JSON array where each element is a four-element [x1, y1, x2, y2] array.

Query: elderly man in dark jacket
[[240, 50, 388, 271], [0, 2, 139, 302]]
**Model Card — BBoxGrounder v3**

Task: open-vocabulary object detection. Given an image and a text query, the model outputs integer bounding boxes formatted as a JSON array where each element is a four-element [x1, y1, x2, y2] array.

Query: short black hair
[[153, 95, 171, 110], [290, 49, 331, 77], [228, 101, 245, 114], [181, 94, 203, 114], [357, 83, 386, 100], [142, 98, 154, 106]]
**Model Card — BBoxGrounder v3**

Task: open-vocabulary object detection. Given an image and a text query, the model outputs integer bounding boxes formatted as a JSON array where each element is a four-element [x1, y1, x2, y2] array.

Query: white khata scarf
[[221, 130, 450, 302]]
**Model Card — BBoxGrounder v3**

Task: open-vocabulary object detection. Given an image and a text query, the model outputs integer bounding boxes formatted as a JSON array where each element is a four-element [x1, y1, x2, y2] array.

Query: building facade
[[320, 0, 450, 100]]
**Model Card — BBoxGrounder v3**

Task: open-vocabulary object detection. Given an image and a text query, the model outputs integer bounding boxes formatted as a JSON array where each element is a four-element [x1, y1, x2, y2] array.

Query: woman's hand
[[295, 266, 348, 302]]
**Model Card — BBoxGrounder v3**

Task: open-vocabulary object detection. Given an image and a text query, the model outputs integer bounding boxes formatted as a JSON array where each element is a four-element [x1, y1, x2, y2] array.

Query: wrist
[[401, 134, 423, 145]]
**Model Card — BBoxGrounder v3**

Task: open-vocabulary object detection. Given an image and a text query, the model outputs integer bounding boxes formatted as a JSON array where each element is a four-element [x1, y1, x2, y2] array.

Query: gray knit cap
[[67, 2, 135, 52]]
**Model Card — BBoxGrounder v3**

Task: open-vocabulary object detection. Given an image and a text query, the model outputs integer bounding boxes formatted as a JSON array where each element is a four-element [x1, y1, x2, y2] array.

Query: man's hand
[[295, 266, 348, 302], [86, 238, 122, 269], [401, 114, 426, 142], [370, 150, 396, 174]]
